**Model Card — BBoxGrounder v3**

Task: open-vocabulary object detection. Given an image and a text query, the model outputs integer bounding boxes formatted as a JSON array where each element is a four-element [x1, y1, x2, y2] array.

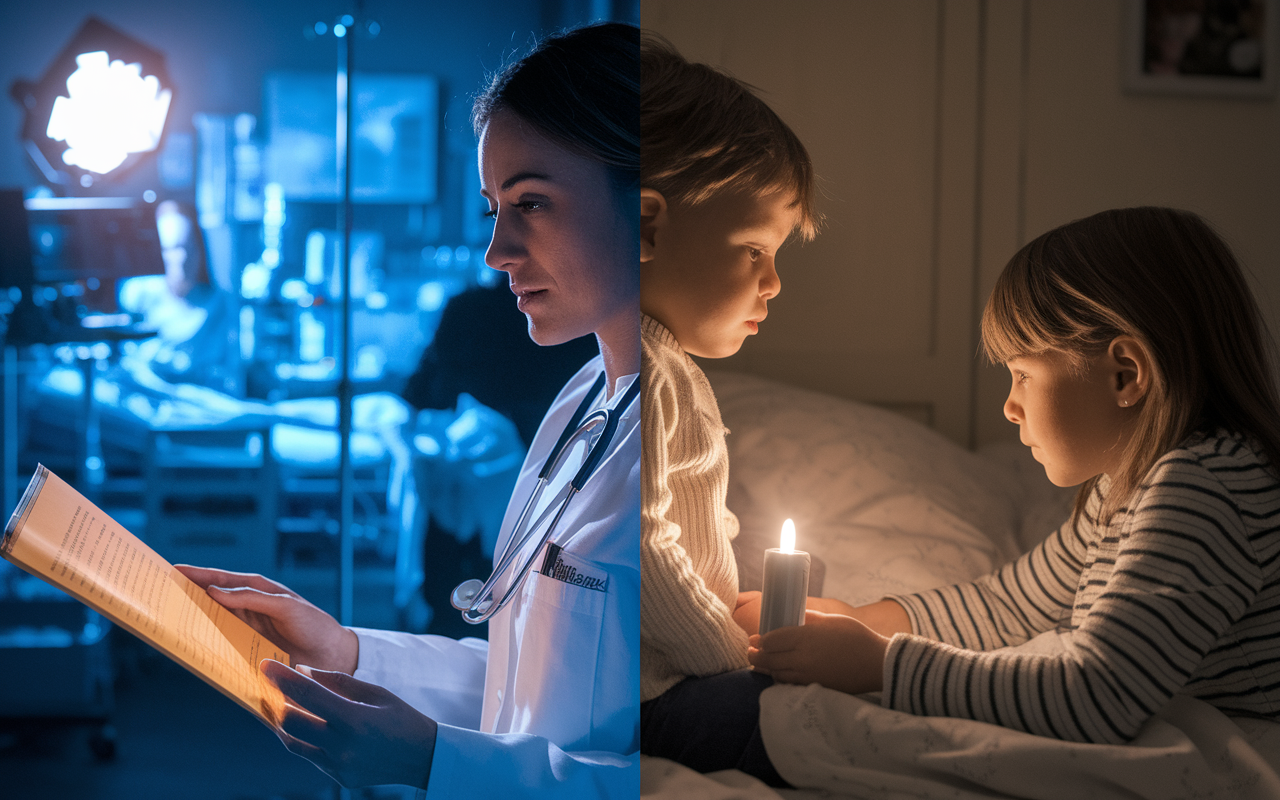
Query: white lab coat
[[352, 357, 639, 798]]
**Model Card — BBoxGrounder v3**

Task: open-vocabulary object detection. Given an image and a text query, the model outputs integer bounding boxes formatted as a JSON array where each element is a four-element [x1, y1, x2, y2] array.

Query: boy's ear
[[640, 188, 667, 264], [1107, 336, 1152, 408]]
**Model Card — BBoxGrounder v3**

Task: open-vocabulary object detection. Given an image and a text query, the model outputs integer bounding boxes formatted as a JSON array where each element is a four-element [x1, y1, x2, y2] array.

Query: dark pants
[[640, 669, 791, 788]]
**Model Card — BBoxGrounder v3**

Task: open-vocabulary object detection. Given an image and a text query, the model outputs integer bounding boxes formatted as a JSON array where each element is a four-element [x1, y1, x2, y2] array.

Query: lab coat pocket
[[505, 545, 609, 752]]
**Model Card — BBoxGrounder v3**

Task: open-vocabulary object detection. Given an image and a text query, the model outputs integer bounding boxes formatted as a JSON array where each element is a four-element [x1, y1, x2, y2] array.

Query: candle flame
[[780, 518, 795, 552]]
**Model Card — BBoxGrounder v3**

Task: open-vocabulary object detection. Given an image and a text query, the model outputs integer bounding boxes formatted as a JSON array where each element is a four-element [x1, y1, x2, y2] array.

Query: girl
[[178, 23, 640, 797], [751, 206, 1280, 746]]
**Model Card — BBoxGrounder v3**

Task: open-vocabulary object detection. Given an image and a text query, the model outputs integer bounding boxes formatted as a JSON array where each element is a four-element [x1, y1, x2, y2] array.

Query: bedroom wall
[[642, 0, 1280, 450]]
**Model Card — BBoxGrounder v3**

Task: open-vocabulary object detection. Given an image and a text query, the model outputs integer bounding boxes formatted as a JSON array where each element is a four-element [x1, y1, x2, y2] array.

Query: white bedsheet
[[758, 631, 1280, 799], [644, 631, 1280, 799]]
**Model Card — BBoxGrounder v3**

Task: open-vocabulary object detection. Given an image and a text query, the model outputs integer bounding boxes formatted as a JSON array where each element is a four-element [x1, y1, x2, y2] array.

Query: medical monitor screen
[[25, 197, 165, 294], [0, 189, 34, 292], [264, 71, 438, 203]]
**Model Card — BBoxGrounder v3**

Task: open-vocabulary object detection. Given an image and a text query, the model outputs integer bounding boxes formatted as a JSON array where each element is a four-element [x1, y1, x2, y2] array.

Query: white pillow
[[708, 371, 1033, 606]]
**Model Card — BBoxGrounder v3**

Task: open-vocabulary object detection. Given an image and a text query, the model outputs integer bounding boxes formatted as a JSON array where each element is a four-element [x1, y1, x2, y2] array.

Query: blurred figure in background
[[400, 282, 597, 638], [120, 199, 241, 395]]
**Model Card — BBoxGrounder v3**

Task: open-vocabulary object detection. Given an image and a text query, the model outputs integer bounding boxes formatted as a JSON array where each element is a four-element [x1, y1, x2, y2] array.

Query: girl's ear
[[1108, 336, 1153, 408], [640, 188, 667, 263]]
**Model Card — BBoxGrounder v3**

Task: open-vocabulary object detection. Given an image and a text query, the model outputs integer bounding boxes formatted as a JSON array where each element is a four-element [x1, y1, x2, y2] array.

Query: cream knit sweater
[[640, 314, 750, 702]]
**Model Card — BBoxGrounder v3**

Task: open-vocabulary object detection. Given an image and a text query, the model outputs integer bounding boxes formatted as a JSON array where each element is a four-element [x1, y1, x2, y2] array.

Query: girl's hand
[[806, 596, 858, 617], [175, 565, 359, 675], [747, 610, 890, 695], [262, 660, 437, 788]]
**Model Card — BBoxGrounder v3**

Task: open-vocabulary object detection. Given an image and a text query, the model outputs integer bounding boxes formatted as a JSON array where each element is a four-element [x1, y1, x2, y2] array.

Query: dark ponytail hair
[[472, 22, 639, 201]]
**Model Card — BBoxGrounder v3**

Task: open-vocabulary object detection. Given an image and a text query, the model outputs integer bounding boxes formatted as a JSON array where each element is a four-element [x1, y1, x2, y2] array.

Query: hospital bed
[[23, 359, 412, 579], [24, 355, 522, 631], [641, 371, 1280, 800]]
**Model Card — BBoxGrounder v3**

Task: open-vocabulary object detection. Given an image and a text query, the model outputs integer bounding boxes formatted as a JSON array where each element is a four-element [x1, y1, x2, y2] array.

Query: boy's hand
[[747, 610, 889, 695], [733, 591, 763, 636]]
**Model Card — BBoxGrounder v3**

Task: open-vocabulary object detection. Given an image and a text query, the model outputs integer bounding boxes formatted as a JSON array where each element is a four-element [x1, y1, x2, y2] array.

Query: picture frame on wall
[[1123, 0, 1279, 97]]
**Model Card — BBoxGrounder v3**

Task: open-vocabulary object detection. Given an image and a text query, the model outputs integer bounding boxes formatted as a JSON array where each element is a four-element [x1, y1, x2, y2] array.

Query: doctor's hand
[[174, 565, 359, 674], [261, 659, 438, 789], [747, 610, 889, 696]]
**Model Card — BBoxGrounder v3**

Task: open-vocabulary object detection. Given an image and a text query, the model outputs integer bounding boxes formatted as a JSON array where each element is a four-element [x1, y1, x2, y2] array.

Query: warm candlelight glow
[[761, 518, 809, 635]]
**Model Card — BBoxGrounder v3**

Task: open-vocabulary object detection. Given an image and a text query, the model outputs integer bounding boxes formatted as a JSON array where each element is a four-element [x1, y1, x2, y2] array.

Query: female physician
[[177, 22, 640, 798]]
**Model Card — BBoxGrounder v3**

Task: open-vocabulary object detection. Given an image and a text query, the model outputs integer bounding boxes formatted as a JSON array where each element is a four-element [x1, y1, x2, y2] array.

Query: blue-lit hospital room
[[0, 2, 637, 797]]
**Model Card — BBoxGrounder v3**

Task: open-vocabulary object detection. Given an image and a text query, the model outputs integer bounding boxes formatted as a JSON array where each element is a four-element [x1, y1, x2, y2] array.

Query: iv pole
[[335, 5, 358, 628], [314, 4, 363, 630]]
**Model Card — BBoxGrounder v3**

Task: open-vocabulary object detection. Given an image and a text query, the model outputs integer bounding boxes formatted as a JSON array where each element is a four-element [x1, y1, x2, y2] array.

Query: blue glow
[[417, 281, 445, 311], [353, 345, 385, 379], [240, 263, 271, 299], [414, 434, 442, 456], [280, 278, 308, 300], [334, 23, 347, 38], [305, 230, 327, 284], [239, 305, 255, 360], [142, 189, 156, 202], [340, 14, 354, 26], [299, 310, 325, 362], [314, 21, 327, 35]]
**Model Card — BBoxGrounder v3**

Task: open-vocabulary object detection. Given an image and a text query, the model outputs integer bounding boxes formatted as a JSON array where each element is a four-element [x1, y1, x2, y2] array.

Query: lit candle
[[758, 518, 810, 636]]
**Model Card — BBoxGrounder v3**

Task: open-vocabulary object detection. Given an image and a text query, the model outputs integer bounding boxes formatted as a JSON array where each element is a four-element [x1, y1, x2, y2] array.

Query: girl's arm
[[889, 494, 1094, 651], [758, 452, 1264, 744]]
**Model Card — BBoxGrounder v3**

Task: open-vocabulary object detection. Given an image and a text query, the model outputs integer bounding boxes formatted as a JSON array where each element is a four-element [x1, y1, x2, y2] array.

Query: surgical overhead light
[[47, 51, 171, 174], [10, 16, 173, 186]]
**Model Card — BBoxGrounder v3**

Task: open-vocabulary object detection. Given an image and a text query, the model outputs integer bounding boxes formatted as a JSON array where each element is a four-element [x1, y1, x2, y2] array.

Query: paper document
[[1, 465, 290, 726]]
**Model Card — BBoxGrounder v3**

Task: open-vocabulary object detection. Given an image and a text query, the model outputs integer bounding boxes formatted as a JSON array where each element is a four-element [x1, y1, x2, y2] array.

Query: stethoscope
[[450, 372, 639, 624]]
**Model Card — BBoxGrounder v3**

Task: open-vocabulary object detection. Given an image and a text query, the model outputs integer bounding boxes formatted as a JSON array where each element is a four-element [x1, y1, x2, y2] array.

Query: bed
[[641, 371, 1280, 800]]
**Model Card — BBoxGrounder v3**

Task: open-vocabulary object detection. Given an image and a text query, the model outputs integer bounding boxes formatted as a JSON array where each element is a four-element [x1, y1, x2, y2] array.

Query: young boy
[[638, 32, 819, 783]]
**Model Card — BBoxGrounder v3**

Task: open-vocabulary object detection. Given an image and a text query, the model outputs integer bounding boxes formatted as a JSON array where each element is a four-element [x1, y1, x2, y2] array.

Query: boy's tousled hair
[[982, 206, 1280, 521], [641, 32, 820, 240], [473, 23, 639, 201]]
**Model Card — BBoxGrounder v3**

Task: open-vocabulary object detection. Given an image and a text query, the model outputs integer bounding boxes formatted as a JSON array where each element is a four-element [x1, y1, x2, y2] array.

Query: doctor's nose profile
[[175, 21, 640, 798]]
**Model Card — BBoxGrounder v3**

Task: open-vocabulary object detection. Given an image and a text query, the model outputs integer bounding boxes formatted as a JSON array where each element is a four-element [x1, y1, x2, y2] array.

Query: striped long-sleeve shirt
[[885, 430, 1280, 744]]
